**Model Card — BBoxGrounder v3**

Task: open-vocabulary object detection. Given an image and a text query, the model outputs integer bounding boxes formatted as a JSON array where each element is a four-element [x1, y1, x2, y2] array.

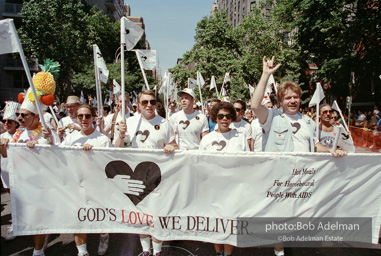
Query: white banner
[[8, 145, 381, 247]]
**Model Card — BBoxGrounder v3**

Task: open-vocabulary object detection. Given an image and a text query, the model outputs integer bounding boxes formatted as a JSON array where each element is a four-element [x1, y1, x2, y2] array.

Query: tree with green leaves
[[273, 0, 381, 106], [19, 0, 120, 101]]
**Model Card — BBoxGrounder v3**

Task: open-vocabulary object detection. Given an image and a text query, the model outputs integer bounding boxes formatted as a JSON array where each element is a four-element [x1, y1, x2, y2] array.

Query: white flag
[[94, 44, 109, 83], [80, 91, 86, 103], [135, 50, 156, 70], [309, 82, 325, 107], [221, 87, 227, 97], [249, 84, 255, 95], [209, 76, 217, 91], [0, 19, 20, 55], [197, 71, 205, 89], [265, 74, 275, 95], [152, 85, 157, 91], [188, 78, 197, 89], [332, 100, 341, 113], [121, 17, 144, 51], [142, 84, 146, 92], [113, 79, 121, 96], [223, 72, 230, 84], [159, 71, 170, 95]]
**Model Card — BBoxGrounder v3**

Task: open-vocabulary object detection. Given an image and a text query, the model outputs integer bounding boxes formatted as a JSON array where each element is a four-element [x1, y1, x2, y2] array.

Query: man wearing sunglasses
[[0, 95, 58, 256], [318, 104, 354, 153], [169, 88, 209, 150], [115, 90, 178, 256]]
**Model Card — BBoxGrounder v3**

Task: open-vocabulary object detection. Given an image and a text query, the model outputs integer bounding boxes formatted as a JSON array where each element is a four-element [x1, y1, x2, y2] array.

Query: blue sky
[[125, 0, 213, 75]]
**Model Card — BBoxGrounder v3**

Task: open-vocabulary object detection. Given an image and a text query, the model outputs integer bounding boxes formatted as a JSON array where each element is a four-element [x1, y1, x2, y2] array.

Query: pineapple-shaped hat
[[18, 59, 60, 107], [19, 59, 60, 113]]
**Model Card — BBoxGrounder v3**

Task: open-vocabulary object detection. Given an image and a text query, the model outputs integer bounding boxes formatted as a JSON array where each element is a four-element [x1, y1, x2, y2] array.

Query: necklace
[[12, 123, 42, 142]]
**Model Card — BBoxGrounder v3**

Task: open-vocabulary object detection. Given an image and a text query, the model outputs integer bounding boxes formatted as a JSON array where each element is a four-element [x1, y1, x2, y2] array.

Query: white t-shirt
[[251, 118, 263, 152], [319, 125, 355, 153], [199, 129, 249, 152], [126, 115, 175, 149], [43, 112, 55, 130], [59, 116, 81, 138], [60, 129, 111, 148], [17, 127, 60, 145], [284, 113, 312, 152], [230, 119, 252, 140], [170, 110, 209, 150], [105, 112, 132, 144]]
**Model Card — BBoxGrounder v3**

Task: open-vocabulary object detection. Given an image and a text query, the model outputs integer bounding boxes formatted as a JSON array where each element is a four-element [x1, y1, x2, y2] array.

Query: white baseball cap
[[178, 88, 196, 99]]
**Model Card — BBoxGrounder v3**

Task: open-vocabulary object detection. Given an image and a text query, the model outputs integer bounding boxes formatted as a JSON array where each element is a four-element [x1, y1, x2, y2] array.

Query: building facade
[[210, 0, 271, 28]]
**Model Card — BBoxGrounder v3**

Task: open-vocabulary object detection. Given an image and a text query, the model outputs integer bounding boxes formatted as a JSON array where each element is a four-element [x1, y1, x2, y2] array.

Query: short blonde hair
[[138, 90, 155, 102], [276, 81, 302, 103]]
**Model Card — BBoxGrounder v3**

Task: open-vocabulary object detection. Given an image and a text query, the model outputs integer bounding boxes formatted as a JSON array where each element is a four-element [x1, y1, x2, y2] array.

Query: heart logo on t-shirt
[[179, 120, 190, 130], [136, 130, 150, 143], [105, 160, 161, 205], [291, 122, 301, 134], [211, 141, 226, 151]]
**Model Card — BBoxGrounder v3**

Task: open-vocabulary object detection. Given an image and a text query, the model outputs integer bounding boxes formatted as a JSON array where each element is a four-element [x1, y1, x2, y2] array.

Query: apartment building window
[[13, 73, 28, 89], [250, 1, 256, 10]]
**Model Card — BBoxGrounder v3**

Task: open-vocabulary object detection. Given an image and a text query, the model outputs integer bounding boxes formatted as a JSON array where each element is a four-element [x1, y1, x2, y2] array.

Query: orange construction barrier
[[349, 126, 381, 151]]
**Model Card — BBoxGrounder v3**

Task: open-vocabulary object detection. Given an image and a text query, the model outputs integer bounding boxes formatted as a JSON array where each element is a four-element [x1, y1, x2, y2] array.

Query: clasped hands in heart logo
[[105, 160, 161, 205], [211, 141, 226, 151], [136, 130, 150, 143], [179, 120, 190, 129]]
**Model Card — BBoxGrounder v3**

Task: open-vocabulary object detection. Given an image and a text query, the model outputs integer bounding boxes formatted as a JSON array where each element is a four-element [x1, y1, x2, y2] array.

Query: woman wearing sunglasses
[[199, 101, 249, 256], [200, 101, 249, 152]]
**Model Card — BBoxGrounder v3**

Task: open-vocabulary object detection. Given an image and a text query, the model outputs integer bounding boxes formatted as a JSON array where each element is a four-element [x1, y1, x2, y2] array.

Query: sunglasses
[[77, 114, 92, 119], [17, 113, 34, 118], [322, 110, 333, 114], [140, 100, 157, 107], [1, 119, 14, 124], [217, 114, 234, 120], [235, 108, 242, 112]]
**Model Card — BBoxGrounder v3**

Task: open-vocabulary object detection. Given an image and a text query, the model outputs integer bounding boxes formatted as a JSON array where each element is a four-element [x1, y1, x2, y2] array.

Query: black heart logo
[[136, 130, 150, 143], [141, 56, 147, 61], [291, 122, 301, 134], [125, 28, 130, 34], [179, 120, 190, 129], [341, 133, 349, 140], [211, 141, 226, 151], [105, 160, 161, 205]]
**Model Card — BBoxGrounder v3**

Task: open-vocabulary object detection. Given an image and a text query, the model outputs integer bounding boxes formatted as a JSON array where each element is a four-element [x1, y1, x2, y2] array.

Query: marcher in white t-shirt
[[60, 104, 119, 256], [199, 101, 248, 256], [318, 104, 355, 153], [115, 90, 178, 256], [252, 56, 347, 256], [170, 88, 208, 150], [58, 96, 82, 142], [231, 99, 252, 150]]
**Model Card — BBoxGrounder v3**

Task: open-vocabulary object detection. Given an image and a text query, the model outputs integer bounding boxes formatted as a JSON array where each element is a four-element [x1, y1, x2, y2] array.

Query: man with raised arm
[[251, 56, 346, 256]]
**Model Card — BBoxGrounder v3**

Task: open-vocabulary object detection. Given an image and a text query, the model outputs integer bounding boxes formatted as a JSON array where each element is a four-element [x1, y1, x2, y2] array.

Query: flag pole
[[9, 20, 48, 130], [93, 45, 103, 117], [49, 106, 61, 129], [166, 74, 170, 120], [135, 51, 150, 90], [120, 21, 126, 120]]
